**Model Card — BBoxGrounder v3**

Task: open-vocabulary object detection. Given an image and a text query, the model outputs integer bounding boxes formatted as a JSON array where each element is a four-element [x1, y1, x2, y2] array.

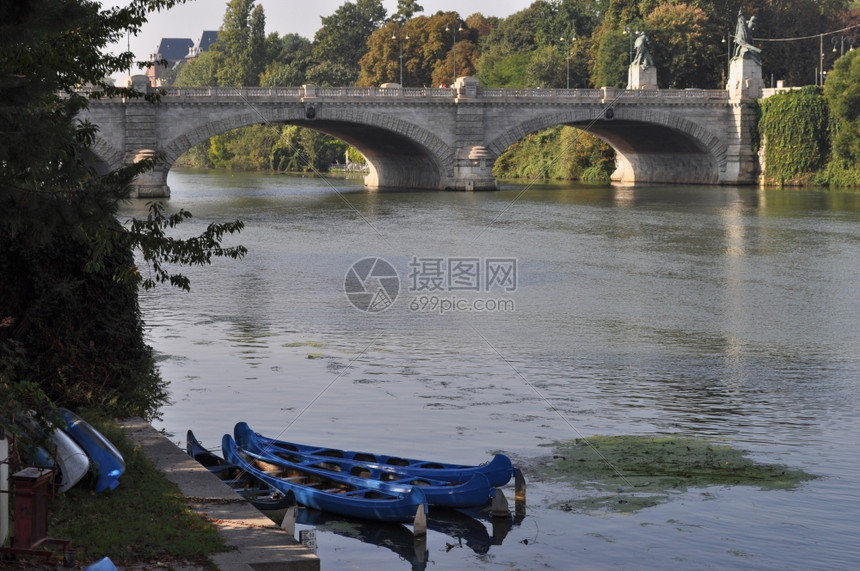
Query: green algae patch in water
[[533, 435, 816, 514]]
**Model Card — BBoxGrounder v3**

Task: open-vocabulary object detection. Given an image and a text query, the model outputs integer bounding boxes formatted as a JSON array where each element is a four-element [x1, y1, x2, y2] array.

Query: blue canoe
[[234, 422, 514, 487], [55, 409, 125, 493], [187, 430, 296, 521], [235, 423, 495, 509], [222, 434, 427, 523]]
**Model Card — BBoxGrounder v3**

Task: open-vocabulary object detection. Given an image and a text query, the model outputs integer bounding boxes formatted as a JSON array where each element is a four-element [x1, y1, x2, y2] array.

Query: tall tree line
[[166, 0, 854, 92]]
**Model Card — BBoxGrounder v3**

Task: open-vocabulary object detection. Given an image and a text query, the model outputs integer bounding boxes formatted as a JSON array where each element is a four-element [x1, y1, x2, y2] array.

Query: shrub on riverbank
[[493, 126, 615, 183], [758, 86, 831, 186], [758, 49, 860, 188]]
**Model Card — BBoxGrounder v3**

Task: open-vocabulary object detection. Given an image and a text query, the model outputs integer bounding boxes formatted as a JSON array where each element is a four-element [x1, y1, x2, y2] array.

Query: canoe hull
[[52, 429, 89, 493], [187, 430, 295, 520], [56, 409, 124, 493], [235, 422, 514, 487], [235, 423, 494, 508], [222, 434, 425, 523]]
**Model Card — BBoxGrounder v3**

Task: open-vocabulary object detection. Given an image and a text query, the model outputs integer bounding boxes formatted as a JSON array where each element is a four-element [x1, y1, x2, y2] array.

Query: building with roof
[[146, 32, 218, 86]]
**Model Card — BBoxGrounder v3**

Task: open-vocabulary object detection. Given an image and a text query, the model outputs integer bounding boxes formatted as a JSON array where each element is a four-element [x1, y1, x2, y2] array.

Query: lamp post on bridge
[[392, 25, 409, 86], [445, 19, 464, 85], [559, 35, 576, 89], [623, 26, 635, 65], [832, 35, 855, 57], [817, 34, 825, 85], [721, 28, 732, 86]]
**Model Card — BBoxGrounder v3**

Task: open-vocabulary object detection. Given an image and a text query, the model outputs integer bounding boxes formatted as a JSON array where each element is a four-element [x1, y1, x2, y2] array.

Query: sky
[[103, 0, 530, 81]]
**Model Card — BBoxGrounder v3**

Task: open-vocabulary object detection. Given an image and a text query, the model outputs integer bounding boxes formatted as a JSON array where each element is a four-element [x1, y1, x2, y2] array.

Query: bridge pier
[[450, 145, 498, 191], [122, 76, 172, 198], [129, 150, 171, 198], [449, 79, 499, 191]]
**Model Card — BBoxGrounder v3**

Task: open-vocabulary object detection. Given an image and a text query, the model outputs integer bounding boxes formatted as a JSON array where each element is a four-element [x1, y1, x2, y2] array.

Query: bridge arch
[[487, 106, 728, 185], [89, 135, 124, 174], [161, 105, 456, 190]]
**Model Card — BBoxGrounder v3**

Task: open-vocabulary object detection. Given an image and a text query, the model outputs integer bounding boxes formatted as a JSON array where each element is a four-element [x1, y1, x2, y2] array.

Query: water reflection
[[293, 504, 523, 571], [295, 509, 428, 570]]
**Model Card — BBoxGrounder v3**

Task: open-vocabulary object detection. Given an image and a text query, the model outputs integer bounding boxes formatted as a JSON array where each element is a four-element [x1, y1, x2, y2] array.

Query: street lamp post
[[819, 33, 825, 85], [392, 27, 409, 86], [623, 26, 635, 65], [445, 20, 464, 85], [560, 36, 575, 89], [832, 35, 855, 57]]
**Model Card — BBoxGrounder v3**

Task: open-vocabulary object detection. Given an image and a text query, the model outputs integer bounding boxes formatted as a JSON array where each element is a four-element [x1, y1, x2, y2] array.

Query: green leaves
[[1, 0, 250, 427], [125, 202, 247, 292], [759, 86, 831, 185]]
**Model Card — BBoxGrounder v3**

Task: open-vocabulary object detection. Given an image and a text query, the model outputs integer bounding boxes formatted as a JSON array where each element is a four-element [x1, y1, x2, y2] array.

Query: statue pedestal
[[727, 57, 763, 100], [627, 65, 657, 90]]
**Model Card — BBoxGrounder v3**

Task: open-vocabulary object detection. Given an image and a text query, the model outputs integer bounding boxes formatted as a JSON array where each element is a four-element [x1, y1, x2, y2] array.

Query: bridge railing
[[315, 86, 456, 98], [91, 85, 730, 102], [477, 87, 603, 99], [163, 87, 304, 98]]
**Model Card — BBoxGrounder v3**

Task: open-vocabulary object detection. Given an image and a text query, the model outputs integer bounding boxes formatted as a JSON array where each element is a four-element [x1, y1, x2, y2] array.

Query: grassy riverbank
[[45, 416, 226, 568]]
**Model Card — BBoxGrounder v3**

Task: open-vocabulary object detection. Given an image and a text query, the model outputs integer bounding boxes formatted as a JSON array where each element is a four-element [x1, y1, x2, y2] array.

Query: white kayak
[[52, 428, 90, 493]]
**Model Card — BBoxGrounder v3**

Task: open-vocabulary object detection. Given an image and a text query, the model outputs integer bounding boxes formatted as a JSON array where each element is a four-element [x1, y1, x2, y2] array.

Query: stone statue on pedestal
[[727, 9, 764, 99], [632, 32, 654, 69], [732, 9, 761, 64], [627, 31, 657, 89]]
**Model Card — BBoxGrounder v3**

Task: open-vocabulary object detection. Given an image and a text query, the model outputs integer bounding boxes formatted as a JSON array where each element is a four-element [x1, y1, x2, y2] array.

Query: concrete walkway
[[121, 419, 319, 571]]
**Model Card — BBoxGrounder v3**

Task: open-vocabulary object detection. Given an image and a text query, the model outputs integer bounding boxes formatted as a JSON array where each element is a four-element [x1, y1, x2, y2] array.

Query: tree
[[260, 33, 313, 86], [752, 0, 848, 87], [824, 49, 860, 164], [475, 0, 598, 88], [477, 51, 532, 87], [526, 44, 566, 88], [212, 0, 268, 86], [359, 12, 482, 88], [1, 0, 246, 429], [305, 61, 360, 86], [313, 0, 387, 79], [392, 0, 424, 22], [173, 50, 222, 86], [646, 3, 718, 88], [433, 39, 481, 86], [359, 20, 408, 85], [591, 25, 630, 88]]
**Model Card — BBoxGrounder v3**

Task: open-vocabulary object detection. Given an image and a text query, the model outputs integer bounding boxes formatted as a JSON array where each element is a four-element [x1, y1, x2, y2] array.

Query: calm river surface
[[123, 170, 860, 570]]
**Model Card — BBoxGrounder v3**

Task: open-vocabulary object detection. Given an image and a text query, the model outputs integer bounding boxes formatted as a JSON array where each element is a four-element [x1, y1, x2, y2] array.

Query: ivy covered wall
[[758, 86, 831, 186]]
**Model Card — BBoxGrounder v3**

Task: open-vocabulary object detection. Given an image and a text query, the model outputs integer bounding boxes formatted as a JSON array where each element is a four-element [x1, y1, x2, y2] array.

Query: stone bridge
[[80, 76, 760, 197]]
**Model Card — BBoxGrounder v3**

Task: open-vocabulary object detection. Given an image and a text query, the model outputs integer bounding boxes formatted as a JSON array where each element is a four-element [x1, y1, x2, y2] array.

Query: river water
[[124, 170, 860, 570]]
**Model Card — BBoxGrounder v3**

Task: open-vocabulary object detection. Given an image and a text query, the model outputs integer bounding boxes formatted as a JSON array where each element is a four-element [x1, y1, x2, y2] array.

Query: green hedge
[[758, 86, 830, 186]]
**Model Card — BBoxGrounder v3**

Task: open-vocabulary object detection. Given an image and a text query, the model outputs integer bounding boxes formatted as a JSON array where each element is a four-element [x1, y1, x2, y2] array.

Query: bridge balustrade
[[163, 87, 305, 98], [88, 84, 729, 102], [476, 88, 603, 99]]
